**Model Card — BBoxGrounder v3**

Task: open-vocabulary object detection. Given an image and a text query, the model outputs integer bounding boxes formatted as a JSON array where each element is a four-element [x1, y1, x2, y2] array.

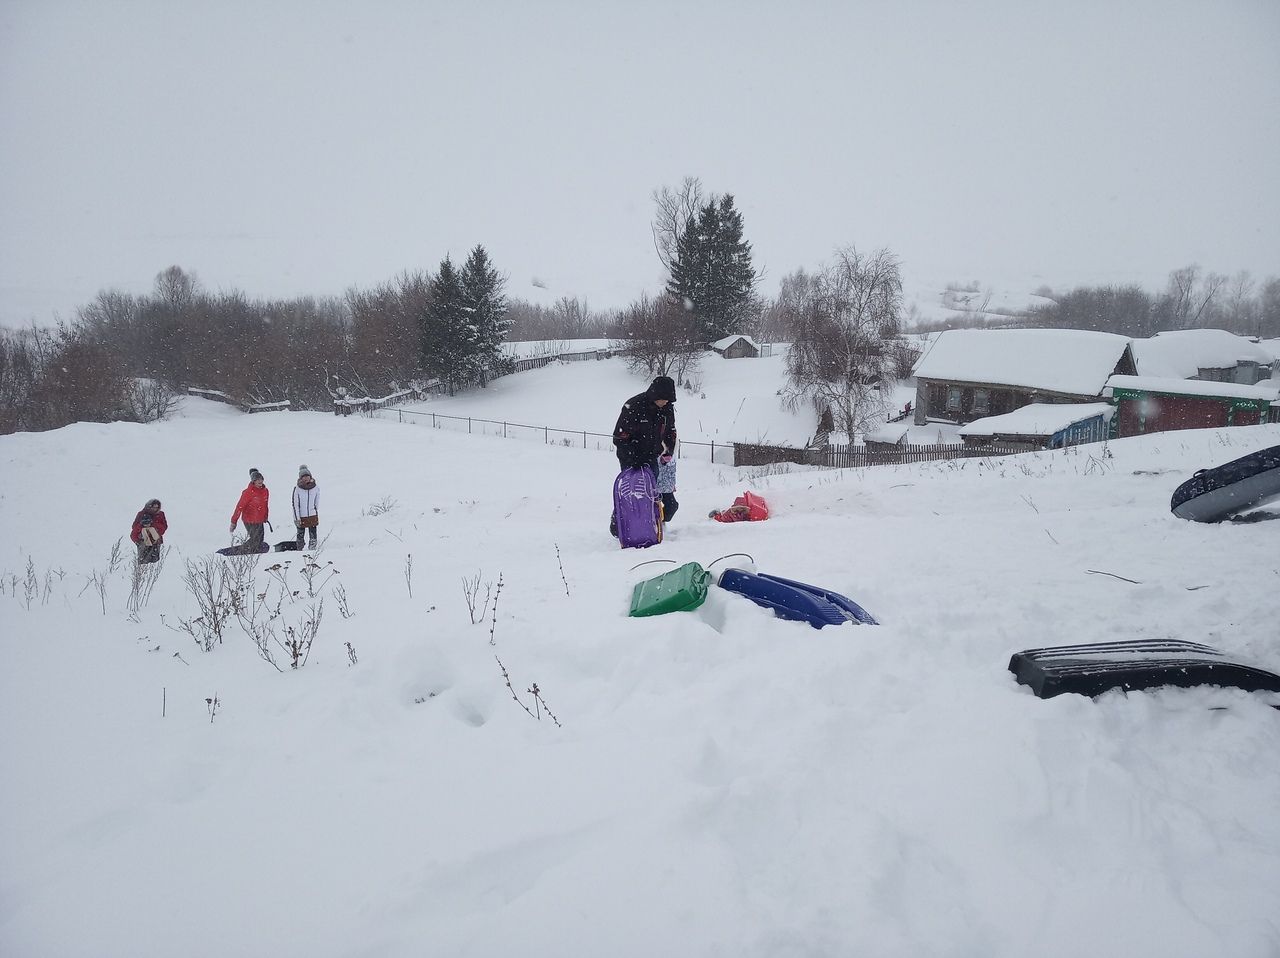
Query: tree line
[[3, 174, 1274, 439], [1, 246, 512, 434], [1022, 267, 1280, 339]]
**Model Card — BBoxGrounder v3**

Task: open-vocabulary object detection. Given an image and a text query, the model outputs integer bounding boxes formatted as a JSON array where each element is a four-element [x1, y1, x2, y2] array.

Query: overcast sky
[[2, 0, 1278, 326]]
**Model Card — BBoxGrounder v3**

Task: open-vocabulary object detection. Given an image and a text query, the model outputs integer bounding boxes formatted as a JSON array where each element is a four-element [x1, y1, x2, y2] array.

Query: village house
[[710, 335, 760, 359], [1130, 329, 1276, 385], [911, 329, 1136, 426], [959, 402, 1114, 450], [1103, 375, 1279, 436]]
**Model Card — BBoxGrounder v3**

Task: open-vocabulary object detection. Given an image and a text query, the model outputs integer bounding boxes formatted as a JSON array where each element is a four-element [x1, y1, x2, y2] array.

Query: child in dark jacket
[[130, 498, 168, 563]]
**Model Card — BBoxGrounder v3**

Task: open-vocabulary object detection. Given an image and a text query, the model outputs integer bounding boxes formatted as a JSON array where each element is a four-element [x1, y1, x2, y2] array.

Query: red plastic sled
[[710, 491, 770, 523]]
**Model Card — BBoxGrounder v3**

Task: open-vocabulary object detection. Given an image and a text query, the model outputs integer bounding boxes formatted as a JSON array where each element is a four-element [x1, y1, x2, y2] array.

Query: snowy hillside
[[403, 351, 820, 449], [903, 274, 1057, 327], [2, 399, 1279, 958]]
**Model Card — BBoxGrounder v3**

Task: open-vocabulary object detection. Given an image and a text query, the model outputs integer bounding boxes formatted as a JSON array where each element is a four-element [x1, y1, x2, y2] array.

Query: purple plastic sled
[[613, 466, 662, 549]]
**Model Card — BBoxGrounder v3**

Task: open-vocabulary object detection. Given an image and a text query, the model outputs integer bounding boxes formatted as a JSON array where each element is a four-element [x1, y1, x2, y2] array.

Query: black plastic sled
[[1009, 639, 1280, 700], [273, 540, 301, 552], [216, 542, 270, 556], [1170, 444, 1280, 523]]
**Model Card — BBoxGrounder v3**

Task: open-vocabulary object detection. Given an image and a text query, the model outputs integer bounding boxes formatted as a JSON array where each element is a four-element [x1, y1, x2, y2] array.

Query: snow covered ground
[[402, 351, 821, 450], [2, 394, 1279, 958]]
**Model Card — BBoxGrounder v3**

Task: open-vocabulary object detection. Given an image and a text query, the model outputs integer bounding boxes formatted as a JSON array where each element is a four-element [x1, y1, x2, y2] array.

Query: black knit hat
[[249, 468, 264, 482], [650, 375, 677, 401]]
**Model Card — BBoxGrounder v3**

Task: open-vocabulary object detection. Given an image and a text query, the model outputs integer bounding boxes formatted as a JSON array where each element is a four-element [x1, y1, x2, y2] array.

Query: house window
[[946, 387, 962, 412], [973, 389, 990, 415]]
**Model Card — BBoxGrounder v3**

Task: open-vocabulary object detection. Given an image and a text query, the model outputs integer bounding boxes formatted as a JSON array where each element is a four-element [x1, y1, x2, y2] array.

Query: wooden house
[[959, 402, 1113, 450], [1103, 375, 1280, 436], [912, 329, 1136, 426], [1131, 329, 1276, 385]]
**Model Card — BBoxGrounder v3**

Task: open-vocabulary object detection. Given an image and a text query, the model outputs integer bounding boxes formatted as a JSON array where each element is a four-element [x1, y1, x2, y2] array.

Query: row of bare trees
[[1, 254, 524, 434], [1022, 267, 1280, 339], [917, 266, 1280, 339], [0, 322, 148, 433]]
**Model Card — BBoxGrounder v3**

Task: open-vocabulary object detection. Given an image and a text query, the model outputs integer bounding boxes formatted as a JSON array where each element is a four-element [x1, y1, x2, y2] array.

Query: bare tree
[[1260, 277, 1280, 339], [122, 377, 179, 422], [1220, 270, 1258, 335], [759, 268, 817, 342], [553, 296, 595, 340], [153, 265, 199, 313], [650, 177, 707, 275], [346, 272, 428, 393], [1163, 264, 1227, 329], [782, 247, 904, 439], [613, 292, 702, 384]]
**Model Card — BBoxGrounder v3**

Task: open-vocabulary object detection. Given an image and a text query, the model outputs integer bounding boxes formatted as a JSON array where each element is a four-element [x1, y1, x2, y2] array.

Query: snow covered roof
[[911, 329, 1132, 395], [1105, 375, 1280, 401], [959, 402, 1113, 438], [1131, 329, 1275, 379], [711, 334, 759, 351], [863, 422, 912, 444]]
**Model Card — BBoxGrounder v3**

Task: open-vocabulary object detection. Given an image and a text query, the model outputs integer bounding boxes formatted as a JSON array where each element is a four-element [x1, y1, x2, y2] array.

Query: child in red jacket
[[130, 498, 168, 564], [230, 468, 270, 553]]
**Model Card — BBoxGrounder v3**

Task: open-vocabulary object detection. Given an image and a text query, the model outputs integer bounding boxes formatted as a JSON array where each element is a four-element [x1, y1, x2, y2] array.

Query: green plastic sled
[[629, 562, 711, 617]]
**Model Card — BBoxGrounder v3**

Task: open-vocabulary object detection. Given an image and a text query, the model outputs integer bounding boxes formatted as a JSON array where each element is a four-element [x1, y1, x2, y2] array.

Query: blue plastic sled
[[717, 569, 878, 628]]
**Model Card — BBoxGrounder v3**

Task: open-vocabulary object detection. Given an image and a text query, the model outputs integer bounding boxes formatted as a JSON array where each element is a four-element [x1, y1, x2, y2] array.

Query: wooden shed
[[710, 335, 760, 359]]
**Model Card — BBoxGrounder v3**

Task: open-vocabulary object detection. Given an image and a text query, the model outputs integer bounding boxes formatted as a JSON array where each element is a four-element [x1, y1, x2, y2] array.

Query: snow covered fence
[[188, 387, 291, 413], [332, 383, 442, 416], [507, 348, 614, 374]]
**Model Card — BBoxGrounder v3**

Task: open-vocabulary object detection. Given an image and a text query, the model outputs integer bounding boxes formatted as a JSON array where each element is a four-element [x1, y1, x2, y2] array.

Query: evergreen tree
[[423, 256, 470, 393], [460, 245, 511, 386], [665, 194, 758, 342]]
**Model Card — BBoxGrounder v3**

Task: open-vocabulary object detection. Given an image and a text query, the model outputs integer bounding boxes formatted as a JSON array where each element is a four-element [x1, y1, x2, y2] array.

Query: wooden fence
[[821, 441, 1027, 468]]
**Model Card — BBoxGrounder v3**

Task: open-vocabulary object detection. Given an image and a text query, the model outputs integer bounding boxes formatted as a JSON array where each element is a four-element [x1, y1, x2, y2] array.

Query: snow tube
[[1170, 444, 1280, 523], [1009, 639, 1280, 700], [717, 569, 878, 628]]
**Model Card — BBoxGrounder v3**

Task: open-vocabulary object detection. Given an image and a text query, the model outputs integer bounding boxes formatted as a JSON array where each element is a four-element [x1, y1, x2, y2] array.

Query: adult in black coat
[[612, 375, 677, 476]]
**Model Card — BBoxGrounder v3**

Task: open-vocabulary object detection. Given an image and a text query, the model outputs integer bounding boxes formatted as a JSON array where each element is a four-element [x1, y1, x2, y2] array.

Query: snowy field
[[1, 395, 1279, 958], [402, 351, 822, 450]]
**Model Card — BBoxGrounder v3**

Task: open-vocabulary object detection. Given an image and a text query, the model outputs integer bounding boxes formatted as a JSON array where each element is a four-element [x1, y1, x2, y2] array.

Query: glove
[[229, 523, 236, 533]]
